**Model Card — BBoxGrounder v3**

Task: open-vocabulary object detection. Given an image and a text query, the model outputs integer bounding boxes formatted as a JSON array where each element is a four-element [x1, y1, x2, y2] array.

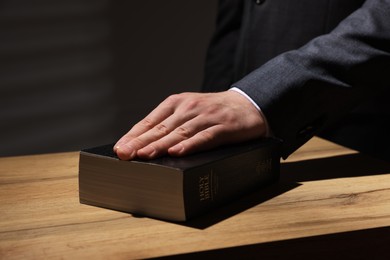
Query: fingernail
[[113, 144, 120, 152], [138, 145, 156, 158], [169, 143, 184, 154], [113, 140, 124, 152], [116, 144, 135, 160]]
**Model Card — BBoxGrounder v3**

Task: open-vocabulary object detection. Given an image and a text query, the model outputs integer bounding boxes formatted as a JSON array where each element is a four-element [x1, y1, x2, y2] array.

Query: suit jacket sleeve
[[233, 0, 390, 158]]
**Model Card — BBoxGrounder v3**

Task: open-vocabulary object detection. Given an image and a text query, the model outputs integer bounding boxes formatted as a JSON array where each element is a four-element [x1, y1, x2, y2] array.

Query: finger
[[136, 115, 215, 159], [114, 100, 179, 159], [115, 104, 174, 147], [168, 125, 230, 157], [114, 93, 194, 154], [116, 108, 200, 160]]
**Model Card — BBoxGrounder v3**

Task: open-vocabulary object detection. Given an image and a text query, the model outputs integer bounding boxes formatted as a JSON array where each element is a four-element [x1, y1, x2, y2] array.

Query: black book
[[79, 138, 281, 221]]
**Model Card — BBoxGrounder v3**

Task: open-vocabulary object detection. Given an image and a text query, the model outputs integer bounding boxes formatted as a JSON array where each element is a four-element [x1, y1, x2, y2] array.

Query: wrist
[[228, 87, 272, 137]]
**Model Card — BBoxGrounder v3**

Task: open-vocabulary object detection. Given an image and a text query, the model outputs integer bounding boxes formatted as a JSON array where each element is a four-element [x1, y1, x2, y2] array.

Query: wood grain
[[0, 137, 389, 259]]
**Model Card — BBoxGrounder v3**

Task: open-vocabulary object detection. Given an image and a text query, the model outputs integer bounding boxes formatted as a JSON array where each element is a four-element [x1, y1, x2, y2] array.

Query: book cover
[[79, 138, 281, 221]]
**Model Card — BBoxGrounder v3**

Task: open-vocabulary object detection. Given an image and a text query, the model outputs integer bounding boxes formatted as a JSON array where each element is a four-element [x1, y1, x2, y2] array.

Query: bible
[[79, 138, 281, 221]]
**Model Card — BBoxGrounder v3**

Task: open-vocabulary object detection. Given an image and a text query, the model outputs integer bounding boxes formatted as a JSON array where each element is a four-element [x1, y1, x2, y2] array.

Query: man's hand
[[114, 91, 267, 160]]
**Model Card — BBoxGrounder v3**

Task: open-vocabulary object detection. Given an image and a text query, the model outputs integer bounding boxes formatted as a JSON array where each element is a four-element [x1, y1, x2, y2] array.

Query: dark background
[[0, 0, 217, 156]]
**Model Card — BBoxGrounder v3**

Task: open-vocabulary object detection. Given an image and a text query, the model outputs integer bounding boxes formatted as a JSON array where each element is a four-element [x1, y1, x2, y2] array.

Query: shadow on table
[[178, 181, 300, 229], [153, 226, 390, 259], [172, 153, 390, 229], [281, 152, 390, 183]]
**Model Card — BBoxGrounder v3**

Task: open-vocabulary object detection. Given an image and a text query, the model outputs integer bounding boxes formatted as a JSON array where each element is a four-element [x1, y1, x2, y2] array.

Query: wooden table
[[1, 137, 389, 259]]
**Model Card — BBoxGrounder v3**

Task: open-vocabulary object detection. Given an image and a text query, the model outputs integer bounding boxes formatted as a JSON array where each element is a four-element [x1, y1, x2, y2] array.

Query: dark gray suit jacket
[[202, 0, 390, 160]]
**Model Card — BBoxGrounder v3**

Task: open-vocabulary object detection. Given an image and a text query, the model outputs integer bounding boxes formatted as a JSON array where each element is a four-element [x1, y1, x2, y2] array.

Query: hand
[[114, 91, 267, 160]]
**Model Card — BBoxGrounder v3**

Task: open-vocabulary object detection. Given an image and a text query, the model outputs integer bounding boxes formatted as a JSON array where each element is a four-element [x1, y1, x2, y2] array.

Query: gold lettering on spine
[[199, 174, 210, 201], [199, 170, 218, 202]]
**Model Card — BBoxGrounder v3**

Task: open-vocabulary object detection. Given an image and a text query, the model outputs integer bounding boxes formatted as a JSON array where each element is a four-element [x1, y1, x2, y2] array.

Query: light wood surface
[[1, 137, 389, 259]]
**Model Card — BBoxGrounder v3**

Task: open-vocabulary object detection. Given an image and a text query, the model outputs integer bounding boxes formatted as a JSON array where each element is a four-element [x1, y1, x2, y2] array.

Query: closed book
[[79, 138, 281, 221]]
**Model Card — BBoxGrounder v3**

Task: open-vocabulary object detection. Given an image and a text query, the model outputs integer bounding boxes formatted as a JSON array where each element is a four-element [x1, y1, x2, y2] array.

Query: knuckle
[[165, 94, 181, 105], [184, 99, 200, 111], [204, 101, 223, 114], [154, 123, 170, 136], [175, 126, 192, 139], [199, 130, 214, 142], [140, 118, 154, 129]]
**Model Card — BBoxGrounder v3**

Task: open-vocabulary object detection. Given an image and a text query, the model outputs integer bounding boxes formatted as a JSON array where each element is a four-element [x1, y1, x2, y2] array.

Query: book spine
[[183, 143, 280, 220]]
